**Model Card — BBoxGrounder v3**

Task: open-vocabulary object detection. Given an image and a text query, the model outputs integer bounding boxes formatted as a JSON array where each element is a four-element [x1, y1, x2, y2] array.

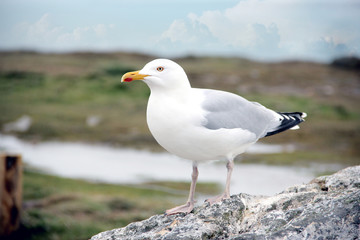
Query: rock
[[3, 115, 32, 133], [91, 166, 360, 240], [86, 115, 102, 127]]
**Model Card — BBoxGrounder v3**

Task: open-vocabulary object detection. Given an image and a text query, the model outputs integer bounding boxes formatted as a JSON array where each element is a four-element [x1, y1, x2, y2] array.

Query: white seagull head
[[121, 59, 191, 90]]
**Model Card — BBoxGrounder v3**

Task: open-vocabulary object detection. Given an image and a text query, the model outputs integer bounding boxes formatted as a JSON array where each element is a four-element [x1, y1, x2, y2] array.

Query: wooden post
[[0, 154, 22, 236]]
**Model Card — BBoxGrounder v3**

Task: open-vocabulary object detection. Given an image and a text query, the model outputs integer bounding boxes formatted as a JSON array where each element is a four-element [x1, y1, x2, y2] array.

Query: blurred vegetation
[[0, 51, 359, 239], [5, 167, 219, 240]]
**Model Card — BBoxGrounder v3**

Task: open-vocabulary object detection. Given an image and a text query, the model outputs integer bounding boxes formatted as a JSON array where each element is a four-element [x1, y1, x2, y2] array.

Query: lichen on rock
[[91, 166, 360, 240]]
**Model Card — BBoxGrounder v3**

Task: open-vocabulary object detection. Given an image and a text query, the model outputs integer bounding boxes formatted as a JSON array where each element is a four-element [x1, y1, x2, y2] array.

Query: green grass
[[9, 168, 219, 240], [0, 67, 152, 146], [142, 181, 221, 195], [241, 150, 359, 166]]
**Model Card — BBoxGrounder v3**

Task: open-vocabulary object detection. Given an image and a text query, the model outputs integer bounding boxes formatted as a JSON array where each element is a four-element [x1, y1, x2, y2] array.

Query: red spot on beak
[[124, 78, 133, 82]]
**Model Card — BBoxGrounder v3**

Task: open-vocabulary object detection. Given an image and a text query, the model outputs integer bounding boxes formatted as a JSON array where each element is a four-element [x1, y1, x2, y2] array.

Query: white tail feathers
[[290, 125, 300, 130]]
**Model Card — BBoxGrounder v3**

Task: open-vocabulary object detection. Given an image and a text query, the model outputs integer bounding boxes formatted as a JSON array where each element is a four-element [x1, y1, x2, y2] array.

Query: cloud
[[159, 0, 360, 61], [2, 1, 359, 62], [309, 37, 352, 58], [11, 13, 117, 50], [13, 14, 63, 44], [159, 9, 284, 59], [158, 13, 220, 56], [161, 13, 217, 45], [161, 20, 188, 43]]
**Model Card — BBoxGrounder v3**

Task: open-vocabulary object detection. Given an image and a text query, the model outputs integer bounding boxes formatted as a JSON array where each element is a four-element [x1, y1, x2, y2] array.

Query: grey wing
[[201, 89, 279, 138]]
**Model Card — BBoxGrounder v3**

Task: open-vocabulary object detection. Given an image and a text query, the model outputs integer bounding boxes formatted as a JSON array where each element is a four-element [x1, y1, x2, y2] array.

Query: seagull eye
[[156, 66, 164, 72]]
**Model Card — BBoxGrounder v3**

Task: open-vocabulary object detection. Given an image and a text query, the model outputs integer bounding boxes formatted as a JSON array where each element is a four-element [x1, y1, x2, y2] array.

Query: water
[[1, 134, 317, 196]]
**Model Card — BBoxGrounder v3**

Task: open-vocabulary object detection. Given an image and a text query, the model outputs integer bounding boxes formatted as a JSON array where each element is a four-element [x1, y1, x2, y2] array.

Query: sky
[[0, 0, 359, 62]]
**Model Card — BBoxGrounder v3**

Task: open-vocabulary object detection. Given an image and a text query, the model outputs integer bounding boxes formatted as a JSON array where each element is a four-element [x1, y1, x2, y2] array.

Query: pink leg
[[166, 164, 198, 215], [205, 160, 234, 204]]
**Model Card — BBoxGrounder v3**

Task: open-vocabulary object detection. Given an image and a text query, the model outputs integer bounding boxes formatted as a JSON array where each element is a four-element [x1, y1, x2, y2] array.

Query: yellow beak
[[121, 71, 149, 82]]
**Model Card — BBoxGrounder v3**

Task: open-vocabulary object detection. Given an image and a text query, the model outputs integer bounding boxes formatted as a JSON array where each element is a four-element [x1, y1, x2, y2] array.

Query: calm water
[[0, 134, 338, 196]]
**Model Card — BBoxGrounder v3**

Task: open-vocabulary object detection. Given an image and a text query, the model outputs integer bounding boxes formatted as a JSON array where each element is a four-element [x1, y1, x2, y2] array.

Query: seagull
[[121, 59, 306, 215]]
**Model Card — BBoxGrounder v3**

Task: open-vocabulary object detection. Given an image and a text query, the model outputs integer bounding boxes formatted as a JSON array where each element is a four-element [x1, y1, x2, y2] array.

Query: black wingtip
[[264, 112, 306, 137]]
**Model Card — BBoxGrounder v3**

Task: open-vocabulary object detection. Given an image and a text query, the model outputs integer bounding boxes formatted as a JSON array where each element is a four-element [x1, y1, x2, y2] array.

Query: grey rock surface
[[91, 166, 360, 240]]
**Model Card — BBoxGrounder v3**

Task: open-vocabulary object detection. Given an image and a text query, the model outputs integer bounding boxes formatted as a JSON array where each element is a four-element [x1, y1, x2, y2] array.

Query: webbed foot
[[165, 201, 195, 215]]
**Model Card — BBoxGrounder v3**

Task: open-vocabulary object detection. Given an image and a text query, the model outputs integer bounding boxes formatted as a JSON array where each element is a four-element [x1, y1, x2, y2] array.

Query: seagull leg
[[165, 164, 198, 215], [205, 160, 234, 204]]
